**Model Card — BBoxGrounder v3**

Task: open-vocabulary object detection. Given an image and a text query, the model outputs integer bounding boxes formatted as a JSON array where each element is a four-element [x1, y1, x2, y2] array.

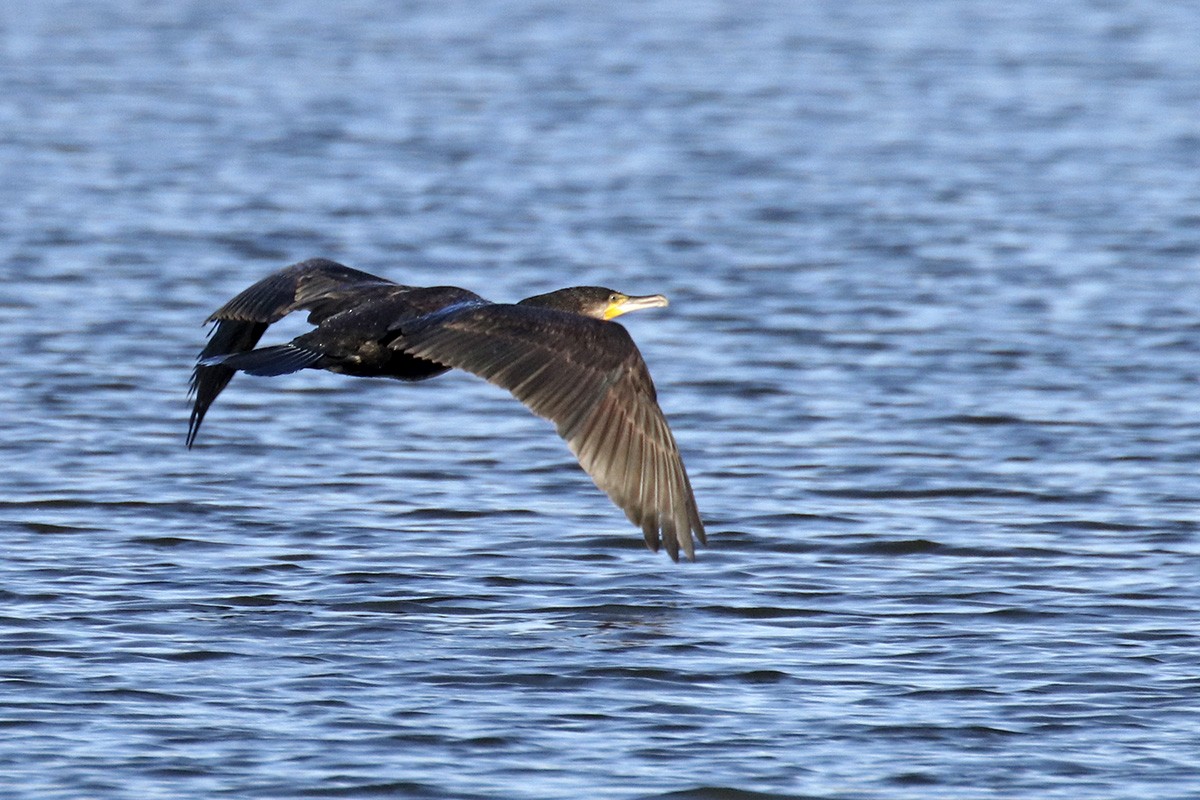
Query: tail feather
[[188, 338, 321, 448], [204, 344, 323, 377]]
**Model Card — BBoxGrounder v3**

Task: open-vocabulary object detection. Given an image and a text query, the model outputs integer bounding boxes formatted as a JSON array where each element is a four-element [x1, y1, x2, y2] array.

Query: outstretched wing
[[395, 305, 705, 561], [188, 258, 399, 447]]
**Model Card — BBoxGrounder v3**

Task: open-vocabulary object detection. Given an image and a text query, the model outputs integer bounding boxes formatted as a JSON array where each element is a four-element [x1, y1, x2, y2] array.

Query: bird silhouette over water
[[188, 259, 705, 561]]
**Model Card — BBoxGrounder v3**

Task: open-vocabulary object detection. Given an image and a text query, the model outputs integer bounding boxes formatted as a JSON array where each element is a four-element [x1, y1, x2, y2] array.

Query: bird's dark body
[[189, 258, 704, 561], [293, 286, 481, 379]]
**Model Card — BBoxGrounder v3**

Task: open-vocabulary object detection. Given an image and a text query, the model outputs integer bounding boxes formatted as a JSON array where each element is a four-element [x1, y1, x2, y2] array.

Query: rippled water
[[3, 1, 1200, 798]]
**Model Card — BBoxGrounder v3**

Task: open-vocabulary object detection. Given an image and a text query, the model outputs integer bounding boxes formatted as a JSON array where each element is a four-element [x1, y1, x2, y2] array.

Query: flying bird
[[188, 258, 705, 561]]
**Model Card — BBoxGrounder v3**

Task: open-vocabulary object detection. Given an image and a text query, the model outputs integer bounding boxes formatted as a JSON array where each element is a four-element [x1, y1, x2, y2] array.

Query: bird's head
[[518, 286, 669, 320]]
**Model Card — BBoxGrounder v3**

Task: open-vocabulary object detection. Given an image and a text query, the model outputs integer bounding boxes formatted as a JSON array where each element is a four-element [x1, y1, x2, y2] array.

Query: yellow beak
[[603, 293, 669, 320]]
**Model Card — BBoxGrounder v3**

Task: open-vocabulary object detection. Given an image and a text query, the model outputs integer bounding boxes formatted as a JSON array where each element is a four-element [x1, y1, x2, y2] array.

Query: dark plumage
[[188, 258, 705, 561]]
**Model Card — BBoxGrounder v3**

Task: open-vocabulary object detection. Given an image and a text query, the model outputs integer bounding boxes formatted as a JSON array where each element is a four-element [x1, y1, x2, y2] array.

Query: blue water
[[3, 1, 1199, 798]]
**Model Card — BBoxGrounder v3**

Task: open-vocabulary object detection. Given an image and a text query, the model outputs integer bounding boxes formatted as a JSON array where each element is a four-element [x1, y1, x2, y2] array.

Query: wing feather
[[395, 304, 704, 560], [188, 259, 398, 447], [208, 258, 398, 325]]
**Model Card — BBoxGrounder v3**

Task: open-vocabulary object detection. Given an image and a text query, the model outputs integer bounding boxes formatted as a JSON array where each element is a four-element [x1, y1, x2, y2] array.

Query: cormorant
[[188, 258, 705, 561]]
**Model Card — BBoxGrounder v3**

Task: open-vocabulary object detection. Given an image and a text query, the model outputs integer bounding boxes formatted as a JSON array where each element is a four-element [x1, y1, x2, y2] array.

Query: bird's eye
[[609, 293, 620, 303]]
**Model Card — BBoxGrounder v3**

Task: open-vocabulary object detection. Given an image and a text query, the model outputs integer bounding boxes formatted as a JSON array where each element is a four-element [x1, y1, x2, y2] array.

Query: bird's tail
[[200, 344, 323, 377]]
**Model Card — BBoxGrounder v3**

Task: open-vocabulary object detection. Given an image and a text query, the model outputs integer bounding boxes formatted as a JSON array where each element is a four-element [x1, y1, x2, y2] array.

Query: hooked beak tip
[[627, 293, 669, 310]]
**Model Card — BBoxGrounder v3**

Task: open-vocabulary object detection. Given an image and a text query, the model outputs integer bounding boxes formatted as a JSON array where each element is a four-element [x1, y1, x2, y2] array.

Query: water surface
[[2, 1, 1199, 798]]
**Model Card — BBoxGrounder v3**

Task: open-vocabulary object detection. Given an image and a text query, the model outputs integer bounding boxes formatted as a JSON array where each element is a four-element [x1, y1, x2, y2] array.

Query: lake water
[[2, 1, 1199, 798]]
